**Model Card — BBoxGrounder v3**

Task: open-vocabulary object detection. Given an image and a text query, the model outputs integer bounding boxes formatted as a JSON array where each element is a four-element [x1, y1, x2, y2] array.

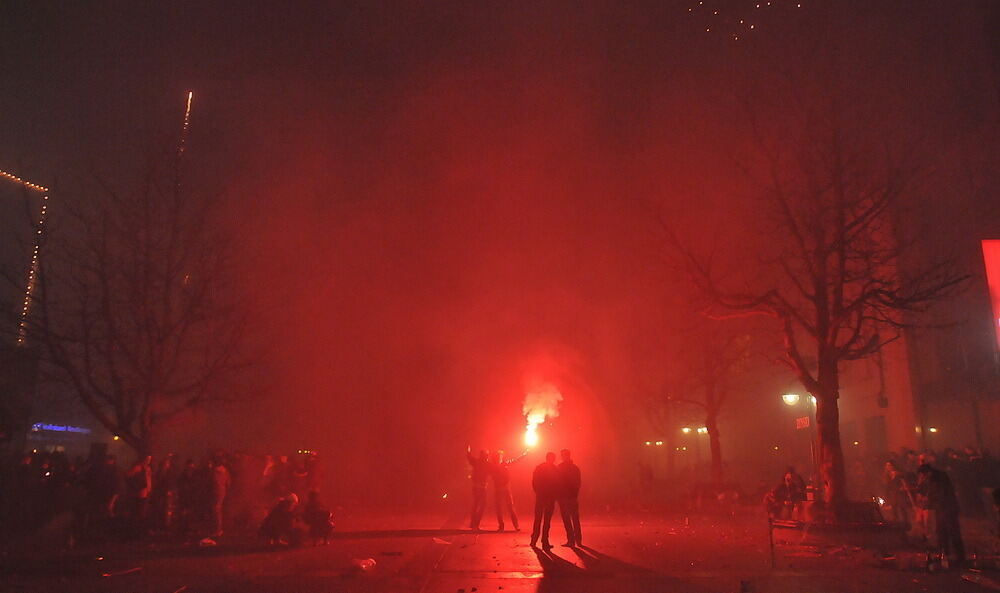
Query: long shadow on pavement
[[570, 545, 655, 577], [531, 547, 588, 576], [531, 544, 715, 593], [329, 528, 473, 540]]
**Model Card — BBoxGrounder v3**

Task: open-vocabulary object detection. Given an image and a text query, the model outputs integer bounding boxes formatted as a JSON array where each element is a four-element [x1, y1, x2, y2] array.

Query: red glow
[[983, 240, 1000, 351], [522, 382, 563, 448]]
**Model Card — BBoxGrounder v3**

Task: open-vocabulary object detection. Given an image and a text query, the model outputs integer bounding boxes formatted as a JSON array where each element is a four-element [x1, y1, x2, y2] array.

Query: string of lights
[[1, 168, 50, 346], [1, 169, 49, 193], [686, 0, 806, 39]]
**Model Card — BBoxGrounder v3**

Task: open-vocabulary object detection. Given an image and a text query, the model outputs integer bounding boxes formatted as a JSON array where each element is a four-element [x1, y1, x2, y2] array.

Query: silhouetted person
[[491, 449, 527, 531], [765, 470, 807, 519], [303, 452, 322, 493], [269, 455, 292, 499], [917, 463, 964, 566], [302, 490, 334, 545], [153, 453, 179, 530], [177, 459, 198, 532], [125, 455, 153, 532], [466, 447, 491, 530], [81, 454, 123, 539], [209, 456, 231, 537], [530, 451, 559, 548], [883, 461, 915, 529], [785, 466, 806, 492], [260, 497, 297, 546], [557, 449, 582, 547]]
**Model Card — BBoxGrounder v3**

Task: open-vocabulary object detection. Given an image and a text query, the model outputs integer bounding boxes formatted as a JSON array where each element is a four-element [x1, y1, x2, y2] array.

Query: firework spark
[[178, 91, 193, 156]]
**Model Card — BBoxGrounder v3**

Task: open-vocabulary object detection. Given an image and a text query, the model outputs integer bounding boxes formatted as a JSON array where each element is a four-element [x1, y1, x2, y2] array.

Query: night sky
[[2, 1, 997, 503]]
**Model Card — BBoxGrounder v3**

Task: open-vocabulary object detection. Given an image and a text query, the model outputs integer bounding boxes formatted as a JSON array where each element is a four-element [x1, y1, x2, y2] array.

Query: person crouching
[[259, 495, 302, 547], [302, 490, 335, 545]]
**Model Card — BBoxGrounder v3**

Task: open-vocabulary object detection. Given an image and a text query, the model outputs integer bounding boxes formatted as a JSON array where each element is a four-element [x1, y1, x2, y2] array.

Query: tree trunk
[[813, 382, 848, 520], [706, 414, 723, 485]]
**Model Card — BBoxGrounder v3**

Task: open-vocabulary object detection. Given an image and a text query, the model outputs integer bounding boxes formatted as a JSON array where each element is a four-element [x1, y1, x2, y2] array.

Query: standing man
[[916, 463, 965, 567], [466, 447, 491, 531], [491, 449, 527, 532], [209, 455, 231, 538], [530, 451, 560, 548], [557, 449, 582, 547]]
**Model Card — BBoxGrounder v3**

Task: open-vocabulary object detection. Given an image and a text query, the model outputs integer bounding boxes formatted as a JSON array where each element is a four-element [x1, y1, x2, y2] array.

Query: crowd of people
[[466, 447, 582, 549], [0, 448, 331, 547], [763, 446, 1000, 569]]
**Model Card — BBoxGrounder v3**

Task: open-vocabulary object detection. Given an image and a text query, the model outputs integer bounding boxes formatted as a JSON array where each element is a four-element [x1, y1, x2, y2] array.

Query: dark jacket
[[917, 466, 959, 514], [532, 462, 560, 499], [558, 461, 581, 499], [467, 453, 491, 487]]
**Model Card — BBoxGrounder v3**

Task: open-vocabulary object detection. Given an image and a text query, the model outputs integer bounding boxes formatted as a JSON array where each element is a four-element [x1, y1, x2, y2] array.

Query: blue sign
[[31, 423, 92, 434]]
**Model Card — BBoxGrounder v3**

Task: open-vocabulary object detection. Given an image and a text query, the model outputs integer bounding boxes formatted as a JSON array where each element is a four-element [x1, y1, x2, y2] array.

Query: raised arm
[[505, 450, 529, 466]]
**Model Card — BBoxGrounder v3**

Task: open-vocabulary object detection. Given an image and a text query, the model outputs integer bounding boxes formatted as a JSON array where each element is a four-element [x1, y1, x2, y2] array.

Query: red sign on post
[[983, 240, 1000, 352], [795, 416, 810, 430]]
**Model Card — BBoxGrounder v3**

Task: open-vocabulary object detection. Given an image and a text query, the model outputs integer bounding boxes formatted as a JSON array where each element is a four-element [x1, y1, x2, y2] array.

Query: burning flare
[[522, 382, 563, 448]]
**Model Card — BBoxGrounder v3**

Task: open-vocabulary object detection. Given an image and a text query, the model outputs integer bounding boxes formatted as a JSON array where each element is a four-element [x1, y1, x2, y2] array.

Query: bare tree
[[28, 151, 248, 455], [666, 110, 967, 516], [665, 323, 752, 486]]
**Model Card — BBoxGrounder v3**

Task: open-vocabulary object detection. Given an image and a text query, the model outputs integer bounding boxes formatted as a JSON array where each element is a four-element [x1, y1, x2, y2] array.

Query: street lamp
[[782, 393, 800, 406], [780, 393, 817, 484], [680, 427, 708, 470]]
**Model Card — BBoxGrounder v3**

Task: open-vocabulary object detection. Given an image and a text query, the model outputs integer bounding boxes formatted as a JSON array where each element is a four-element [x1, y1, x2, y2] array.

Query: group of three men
[[466, 447, 582, 548]]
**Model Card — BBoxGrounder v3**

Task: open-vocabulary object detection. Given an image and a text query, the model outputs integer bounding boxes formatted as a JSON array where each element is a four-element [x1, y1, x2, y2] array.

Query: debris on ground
[[101, 566, 143, 577], [433, 537, 452, 545], [198, 537, 217, 547], [351, 558, 376, 572], [962, 572, 1000, 591]]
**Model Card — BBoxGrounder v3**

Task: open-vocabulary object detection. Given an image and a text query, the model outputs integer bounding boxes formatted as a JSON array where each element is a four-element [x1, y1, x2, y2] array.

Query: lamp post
[[681, 426, 709, 474], [782, 394, 817, 482]]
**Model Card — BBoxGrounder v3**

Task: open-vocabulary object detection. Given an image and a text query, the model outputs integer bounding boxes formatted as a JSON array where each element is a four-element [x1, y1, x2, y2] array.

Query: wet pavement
[[2, 511, 996, 592]]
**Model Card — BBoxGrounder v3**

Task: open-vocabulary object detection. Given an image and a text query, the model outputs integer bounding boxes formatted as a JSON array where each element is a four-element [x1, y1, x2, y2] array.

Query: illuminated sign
[[31, 423, 92, 434], [983, 240, 1000, 351]]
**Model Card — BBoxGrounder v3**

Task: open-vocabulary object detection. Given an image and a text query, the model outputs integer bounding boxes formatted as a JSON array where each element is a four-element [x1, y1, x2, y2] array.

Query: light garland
[[1, 168, 50, 346], [686, 0, 805, 40], [0, 169, 49, 193]]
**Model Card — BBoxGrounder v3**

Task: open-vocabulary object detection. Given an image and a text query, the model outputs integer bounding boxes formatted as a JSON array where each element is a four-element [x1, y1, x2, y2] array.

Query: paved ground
[[2, 510, 998, 592]]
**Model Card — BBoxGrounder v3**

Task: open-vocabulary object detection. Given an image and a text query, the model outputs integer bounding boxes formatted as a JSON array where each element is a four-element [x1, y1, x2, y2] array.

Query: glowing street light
[[782, 393, 800, 406], [928, 427, 938, 433], [681, 427, 693, 434], [696, 426, 708, 434]]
